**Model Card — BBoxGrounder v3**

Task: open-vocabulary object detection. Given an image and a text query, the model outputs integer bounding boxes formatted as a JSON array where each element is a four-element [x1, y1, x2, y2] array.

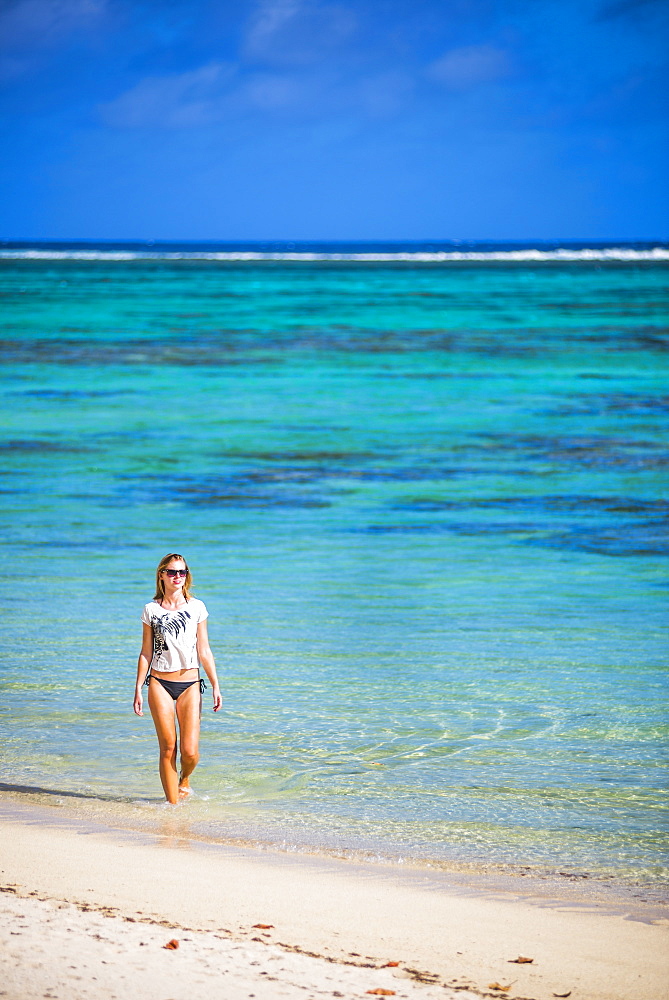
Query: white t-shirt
[[141, 598, 209, 673]]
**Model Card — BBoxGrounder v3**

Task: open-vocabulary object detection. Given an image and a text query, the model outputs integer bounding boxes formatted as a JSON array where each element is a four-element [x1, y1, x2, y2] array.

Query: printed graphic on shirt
[[150, 610, 191, 660]]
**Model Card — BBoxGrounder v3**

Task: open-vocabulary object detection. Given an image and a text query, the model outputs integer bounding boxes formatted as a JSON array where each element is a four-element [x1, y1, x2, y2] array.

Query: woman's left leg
[[175, 683, 201, 797]]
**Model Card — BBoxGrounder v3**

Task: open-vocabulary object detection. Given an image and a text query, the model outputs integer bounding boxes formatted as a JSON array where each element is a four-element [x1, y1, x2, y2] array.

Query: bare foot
[[178, 781, 193, 799]]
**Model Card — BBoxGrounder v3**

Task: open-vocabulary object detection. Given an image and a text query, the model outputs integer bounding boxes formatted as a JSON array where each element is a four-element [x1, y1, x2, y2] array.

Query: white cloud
[[244, 0, 357, 66], [97, 61, 314, 128], [427, 43, 513, 89], [98, 63, 236, 129], [98, 55, 424, 131], [246, 0, 302, 51]]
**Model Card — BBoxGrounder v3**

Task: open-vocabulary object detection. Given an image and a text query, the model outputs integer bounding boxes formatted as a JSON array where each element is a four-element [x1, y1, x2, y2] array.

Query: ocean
[[1, 240, 667, 896]]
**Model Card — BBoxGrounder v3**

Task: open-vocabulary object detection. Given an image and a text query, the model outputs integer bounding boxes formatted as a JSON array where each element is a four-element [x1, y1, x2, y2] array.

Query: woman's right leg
[[175, 682, 202, 797], [148, 679, 179, 804]]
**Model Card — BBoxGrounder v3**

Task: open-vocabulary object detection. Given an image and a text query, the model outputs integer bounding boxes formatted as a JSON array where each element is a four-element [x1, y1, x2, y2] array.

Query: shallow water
[[1, 248, 668, 886]]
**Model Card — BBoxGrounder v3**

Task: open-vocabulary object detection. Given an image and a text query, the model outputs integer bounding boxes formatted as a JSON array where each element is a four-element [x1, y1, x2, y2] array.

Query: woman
[[134, 553, 222, 803]]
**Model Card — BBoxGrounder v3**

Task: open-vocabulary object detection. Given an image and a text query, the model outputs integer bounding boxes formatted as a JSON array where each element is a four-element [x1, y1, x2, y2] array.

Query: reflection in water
[[157, 808, 195, 852]]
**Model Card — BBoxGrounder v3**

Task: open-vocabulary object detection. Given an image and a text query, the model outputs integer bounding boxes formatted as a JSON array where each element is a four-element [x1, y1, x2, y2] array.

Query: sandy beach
[[1, 798, 667, 1000]]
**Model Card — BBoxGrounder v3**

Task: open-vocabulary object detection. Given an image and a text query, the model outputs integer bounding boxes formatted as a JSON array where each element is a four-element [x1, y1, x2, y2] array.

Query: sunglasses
[[163, 568, 188, 577]]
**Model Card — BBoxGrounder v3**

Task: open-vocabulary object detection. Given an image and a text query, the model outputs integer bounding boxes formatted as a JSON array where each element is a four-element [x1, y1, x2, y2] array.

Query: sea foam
[[1, 247, 668, 262]]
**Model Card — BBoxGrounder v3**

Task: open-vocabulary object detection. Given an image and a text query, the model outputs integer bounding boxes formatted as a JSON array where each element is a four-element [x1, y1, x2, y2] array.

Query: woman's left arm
[[197, 619, 222, 712]]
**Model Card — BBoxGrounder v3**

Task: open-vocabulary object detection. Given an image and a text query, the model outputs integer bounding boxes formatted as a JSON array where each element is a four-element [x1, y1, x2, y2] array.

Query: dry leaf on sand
[[508, 956, 533, 964], [252, 923, 274, 929], [552, 992, 572, 998], [366, 991, 396, 996], [381, 961, 400, 967], [163, 938, 179, 950], [488, 983, 511, 992]]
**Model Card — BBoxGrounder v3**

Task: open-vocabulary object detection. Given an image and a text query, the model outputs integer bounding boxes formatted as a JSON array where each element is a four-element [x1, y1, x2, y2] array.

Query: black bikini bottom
[[150, 676, 206, 700]]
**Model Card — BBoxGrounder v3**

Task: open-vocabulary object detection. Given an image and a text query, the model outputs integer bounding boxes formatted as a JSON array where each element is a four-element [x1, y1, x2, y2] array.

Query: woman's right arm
[[134, 623, 154, 716]]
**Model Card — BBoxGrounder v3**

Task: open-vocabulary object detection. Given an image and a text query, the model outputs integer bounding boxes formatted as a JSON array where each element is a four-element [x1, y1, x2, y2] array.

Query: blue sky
[[1, 0, 667, 241]]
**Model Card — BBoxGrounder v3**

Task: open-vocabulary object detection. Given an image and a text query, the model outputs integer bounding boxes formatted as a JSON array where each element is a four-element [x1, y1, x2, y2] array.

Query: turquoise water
[[1, 250, 668, 886]]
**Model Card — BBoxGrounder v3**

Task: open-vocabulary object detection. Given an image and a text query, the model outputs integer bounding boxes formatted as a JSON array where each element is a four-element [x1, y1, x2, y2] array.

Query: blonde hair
[[154, 552, 193, 603]]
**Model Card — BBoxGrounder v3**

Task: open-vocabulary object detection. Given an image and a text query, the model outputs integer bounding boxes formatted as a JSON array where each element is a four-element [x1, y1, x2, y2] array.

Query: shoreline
[[2, 796, 668, 1000], [1, 784, 667, 915]]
